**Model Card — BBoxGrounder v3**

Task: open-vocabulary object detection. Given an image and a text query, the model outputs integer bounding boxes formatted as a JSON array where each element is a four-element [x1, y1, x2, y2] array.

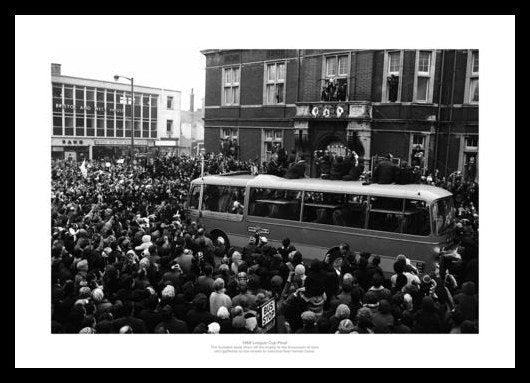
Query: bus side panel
[[244, 217, 440, 273]]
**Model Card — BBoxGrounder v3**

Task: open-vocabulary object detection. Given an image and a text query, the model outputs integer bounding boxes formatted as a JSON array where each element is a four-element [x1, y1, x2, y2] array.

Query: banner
[[79, 160, 88, 178]]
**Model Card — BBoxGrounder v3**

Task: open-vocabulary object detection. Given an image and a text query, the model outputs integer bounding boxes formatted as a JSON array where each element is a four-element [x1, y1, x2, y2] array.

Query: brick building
[[201, 49, 478, 180]]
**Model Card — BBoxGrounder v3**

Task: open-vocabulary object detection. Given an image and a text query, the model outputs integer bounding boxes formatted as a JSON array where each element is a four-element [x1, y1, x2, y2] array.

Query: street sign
[[257, 298, 276, 332]]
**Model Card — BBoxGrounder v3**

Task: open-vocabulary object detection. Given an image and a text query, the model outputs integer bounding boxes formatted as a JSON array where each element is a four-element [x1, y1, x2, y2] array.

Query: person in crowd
[[277, 238, 296, 263], [209, 278, 232, 316]]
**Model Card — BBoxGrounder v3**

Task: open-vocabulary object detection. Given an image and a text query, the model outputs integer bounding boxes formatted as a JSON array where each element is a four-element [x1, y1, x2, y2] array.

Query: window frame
[[200, 184, 246, 221], [166, 96, 173, 110], [221, 66, 241, 106], [382, 50, 404, 103], [166, 119, 173, 134], [262, 129, 284, 162], [464, 50, 479, 104], [220, 128, 239, 141], [300, 191, 369, 229], [321, 53, 351, 102], [413, 50, 437, 103], [248, 187, 303, 222], [263, 61, 287, 105]]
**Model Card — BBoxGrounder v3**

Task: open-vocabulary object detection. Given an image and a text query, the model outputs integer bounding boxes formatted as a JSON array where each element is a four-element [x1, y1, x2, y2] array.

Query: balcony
[[294, 101, 372, 120]]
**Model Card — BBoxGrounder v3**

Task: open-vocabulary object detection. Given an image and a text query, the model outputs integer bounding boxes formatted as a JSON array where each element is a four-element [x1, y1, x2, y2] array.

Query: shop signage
[[94, 139, 153, 146], [61, 139, 85, 145], [54, 103, 125, 114], [310, 104, 349, 118]]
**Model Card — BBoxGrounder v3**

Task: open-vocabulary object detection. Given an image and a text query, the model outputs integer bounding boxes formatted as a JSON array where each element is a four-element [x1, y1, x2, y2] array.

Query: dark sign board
[[257, 298, 276, 333]]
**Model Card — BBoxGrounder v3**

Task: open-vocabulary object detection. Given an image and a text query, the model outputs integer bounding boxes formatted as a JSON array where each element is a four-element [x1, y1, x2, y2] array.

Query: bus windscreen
[[432, 197, 455, 236]]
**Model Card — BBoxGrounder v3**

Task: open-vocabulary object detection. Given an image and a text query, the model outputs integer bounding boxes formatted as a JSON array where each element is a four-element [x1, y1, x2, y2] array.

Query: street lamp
[[114, 74, 135, 159], [200, 147, 206, 180]]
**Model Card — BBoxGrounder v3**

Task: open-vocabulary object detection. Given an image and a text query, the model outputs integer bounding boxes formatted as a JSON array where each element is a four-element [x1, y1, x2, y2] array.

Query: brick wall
[[240, 63, 263, 105], [401, 50, 416, 102], [371, 50, 384, 102], [353, 50, 374, 101], [204, 126, 220, 154], [300, 55, 322, 102], [205, 67, 221, 107], [239, 128, 262, 161], [370, 129, 411, 160]]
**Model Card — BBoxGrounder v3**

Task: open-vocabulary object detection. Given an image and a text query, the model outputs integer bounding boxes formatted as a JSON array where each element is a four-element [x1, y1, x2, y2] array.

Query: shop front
[[154, 139, 178, 156], [92, 138, 156, 160], [51, 138, 91, 162]]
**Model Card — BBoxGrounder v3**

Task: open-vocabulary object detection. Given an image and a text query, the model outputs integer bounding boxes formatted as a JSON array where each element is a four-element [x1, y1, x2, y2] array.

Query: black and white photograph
[[15, 14, 515, 368]]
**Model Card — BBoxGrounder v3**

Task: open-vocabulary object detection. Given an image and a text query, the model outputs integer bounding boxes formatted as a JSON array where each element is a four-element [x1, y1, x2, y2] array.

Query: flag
[[80, 160, 88, 178]]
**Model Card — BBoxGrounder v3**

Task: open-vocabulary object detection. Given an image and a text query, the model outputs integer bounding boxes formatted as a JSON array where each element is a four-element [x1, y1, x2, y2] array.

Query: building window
[[222, 67, 240, 106], [220, 128, 239, 158], [465, 136, 478, 150], [262, 129, 283, 162], [221, 128, 238, 140], [321, 54, 349, 101], [466, 51, 479, 104], [462, 135, 478, 182], [166, 120, 173, 134], [264, 62, 286, 105], [383, 51, 403, 102], [414, 50, 436, 103], [410, 134, 426, 168], [167, 96, 173, 110]]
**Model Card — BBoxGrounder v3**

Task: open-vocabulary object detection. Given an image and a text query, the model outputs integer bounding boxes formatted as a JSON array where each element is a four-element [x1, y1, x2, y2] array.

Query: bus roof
[[192, 174, 452, 201]]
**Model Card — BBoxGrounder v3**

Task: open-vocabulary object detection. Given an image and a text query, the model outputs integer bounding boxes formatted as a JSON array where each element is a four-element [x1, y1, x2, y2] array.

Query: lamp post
[[114, 75, 134, 159], [200, 147, 206, 180]]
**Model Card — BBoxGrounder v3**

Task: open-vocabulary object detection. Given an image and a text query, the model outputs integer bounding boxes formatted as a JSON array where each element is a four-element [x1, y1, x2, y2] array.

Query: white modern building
[[51, 63, 181, 160]]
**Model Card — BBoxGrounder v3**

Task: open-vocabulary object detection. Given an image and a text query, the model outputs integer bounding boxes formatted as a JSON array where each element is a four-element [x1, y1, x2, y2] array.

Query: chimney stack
[[190, 88, 194, 112], [51, 63, 61, 76]]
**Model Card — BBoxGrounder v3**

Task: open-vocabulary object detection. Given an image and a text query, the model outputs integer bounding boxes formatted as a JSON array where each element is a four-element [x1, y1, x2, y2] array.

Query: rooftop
[[51, 74, 181, 94], [192, 174, 452, 201]]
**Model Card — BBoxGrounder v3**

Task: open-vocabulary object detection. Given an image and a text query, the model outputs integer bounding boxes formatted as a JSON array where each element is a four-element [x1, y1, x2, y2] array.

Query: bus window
[[249, 187, 301, 221], [368, 196, 404, 233], [202, 184, 222, 212], [189, 185, 201, 210], [402, 199, 431, 236], [202, 185, 246, 215], [224, 186, 246, 215], [432, 197, 455, 235], [302, 192, 367, 228]]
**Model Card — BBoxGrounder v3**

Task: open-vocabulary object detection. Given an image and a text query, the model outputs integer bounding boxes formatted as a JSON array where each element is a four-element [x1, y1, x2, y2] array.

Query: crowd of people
[[51, 152, 478, 334]]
